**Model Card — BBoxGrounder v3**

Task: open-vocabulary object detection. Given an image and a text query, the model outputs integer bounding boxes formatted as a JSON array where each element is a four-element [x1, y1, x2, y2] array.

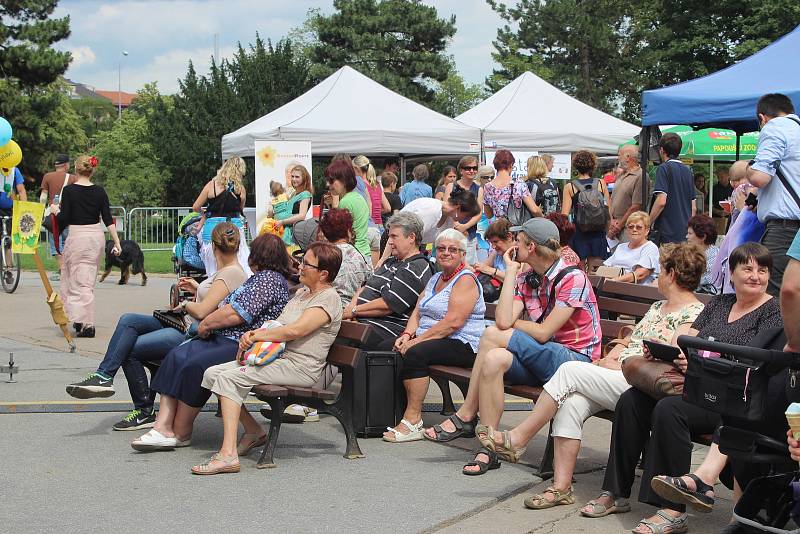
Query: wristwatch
[[351, 306, 358, 318]]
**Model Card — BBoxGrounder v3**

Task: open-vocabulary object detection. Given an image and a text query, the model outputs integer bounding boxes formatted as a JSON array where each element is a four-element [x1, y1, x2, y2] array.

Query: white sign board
[[549, 153, 572, 181], [254, 140, 313, 226], [485, 151, 538, 180]]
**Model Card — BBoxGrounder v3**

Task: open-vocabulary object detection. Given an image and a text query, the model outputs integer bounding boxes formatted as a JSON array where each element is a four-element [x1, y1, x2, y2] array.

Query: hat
[[509, 218, 560, 245], [55, 154, 70, 165], [477, 165, 495, 179]]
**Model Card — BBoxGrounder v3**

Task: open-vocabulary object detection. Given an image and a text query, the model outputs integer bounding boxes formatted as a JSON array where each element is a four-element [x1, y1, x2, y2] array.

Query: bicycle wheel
[[1, 236, 20, 293]]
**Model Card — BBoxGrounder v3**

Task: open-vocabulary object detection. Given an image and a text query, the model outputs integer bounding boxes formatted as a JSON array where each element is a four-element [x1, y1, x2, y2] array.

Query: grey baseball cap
[[509, 217, 560, 245]]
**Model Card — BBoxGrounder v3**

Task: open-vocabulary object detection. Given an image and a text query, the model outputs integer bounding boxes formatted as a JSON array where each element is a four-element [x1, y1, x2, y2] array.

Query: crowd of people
[[5, 91, 789, 532]]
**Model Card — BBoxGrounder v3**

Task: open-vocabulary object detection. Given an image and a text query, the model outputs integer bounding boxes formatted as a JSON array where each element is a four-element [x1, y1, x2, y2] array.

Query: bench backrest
[[600, 279, 714, 306], [596, 295, 652, 319], [325, 321, 371, 368]]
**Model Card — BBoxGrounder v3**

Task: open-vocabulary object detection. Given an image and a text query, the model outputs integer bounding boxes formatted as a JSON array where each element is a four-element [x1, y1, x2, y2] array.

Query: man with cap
[[424, 218, 601, 460], [40, 154, 77, 277]]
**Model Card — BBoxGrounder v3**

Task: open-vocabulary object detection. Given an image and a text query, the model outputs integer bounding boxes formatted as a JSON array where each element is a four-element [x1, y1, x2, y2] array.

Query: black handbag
[[683, 350, 769, 421], [153, 309, 190, 334], [476, 272, 501, 303]]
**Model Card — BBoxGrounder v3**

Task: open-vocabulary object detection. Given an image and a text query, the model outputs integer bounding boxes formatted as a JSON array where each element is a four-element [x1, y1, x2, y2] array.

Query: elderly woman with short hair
[[381, 228, 486, 442], [318, 207, 372, 307], [191, 242, 343, 475], [602, 211, 660, 284]]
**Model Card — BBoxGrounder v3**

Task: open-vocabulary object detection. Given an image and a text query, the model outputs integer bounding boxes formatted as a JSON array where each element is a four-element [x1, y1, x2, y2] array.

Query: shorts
[[504, 329, 590, 385], [48, 228, 68, 256], [367, 225, 382, 251]]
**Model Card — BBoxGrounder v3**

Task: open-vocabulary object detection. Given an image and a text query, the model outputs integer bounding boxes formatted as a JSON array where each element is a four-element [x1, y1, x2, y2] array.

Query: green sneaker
[[65, 372, 114, 399], [113, 409, 156, 431]]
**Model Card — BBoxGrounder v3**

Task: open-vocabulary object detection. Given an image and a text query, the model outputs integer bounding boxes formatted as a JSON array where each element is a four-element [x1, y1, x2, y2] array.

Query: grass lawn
[[19, 242, 177, 274]]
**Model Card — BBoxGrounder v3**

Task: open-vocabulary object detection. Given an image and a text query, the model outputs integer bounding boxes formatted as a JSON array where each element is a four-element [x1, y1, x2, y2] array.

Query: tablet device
[[643, 340, 680, 362]]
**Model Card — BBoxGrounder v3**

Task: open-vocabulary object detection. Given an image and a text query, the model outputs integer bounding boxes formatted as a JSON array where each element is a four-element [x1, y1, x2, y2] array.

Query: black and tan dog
[[99, 239, 148, 286]]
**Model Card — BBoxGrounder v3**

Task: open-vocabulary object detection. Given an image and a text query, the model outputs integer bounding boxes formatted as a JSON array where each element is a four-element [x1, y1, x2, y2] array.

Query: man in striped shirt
[[343, 211, 434, 349]]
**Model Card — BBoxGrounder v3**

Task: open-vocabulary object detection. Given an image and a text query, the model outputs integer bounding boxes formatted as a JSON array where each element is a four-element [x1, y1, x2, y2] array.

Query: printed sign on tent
[[254, 140, 313, 229], [548, 153, 572, 181], [484, 151, 572, 181]]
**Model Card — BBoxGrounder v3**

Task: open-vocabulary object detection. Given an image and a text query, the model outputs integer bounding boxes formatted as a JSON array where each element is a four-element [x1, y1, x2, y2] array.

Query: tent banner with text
[[254, 140, 313, 227]]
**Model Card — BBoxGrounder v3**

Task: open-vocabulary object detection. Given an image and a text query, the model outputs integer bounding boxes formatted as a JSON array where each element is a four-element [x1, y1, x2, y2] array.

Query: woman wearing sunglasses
[[602, 211, 660, 284], [380, 228, 485, 443]]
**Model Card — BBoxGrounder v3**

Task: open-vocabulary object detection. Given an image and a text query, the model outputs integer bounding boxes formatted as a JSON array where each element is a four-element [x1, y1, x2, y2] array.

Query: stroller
[[170, 212, 207, 307], [677, 334, 800, 534]]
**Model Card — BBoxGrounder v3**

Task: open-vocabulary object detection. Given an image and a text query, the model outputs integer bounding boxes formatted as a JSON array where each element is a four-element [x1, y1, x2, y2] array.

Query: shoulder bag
[[506, 180, 534, 227], [622, 355, 684, 399], [153, 308, 191, 334], [42, 173, 71, 233]]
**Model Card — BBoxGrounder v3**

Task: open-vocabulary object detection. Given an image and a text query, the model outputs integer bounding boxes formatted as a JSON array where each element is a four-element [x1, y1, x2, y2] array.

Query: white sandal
[[131, 429, 178, 451], [382, 419, 424, 443]]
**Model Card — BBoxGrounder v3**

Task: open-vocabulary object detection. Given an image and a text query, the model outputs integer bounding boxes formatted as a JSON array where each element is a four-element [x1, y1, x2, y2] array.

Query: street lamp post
[[118, 50, 129, 119]]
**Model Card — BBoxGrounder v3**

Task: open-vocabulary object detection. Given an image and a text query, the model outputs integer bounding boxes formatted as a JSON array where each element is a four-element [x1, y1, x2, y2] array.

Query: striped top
[[417, 270, 485, 352], [357, 254, 434, 338]]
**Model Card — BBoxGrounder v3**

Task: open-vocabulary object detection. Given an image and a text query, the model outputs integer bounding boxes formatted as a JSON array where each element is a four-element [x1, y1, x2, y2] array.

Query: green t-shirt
[[339, 191, 371, 256]]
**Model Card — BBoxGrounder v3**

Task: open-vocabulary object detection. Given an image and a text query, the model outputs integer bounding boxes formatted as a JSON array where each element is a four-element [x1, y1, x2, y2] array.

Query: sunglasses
[[435, 246, 465, 255], [461, 166, 478, 171]]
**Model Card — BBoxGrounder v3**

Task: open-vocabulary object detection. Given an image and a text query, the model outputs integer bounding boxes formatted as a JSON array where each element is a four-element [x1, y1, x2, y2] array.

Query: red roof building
[[95, 90, 137, 108]]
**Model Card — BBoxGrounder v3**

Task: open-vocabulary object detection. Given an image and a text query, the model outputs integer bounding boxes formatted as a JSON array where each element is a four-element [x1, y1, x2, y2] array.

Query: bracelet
[[400, 331, 414, 339], [494, 268, 498, 277], [632, 272, 638, 284]]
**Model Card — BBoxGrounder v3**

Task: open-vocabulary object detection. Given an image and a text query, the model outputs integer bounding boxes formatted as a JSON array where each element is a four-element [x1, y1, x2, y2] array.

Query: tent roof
[[455, 71, 639, 154], [642, 25, 800, 132], [221, 66, 480, 158]]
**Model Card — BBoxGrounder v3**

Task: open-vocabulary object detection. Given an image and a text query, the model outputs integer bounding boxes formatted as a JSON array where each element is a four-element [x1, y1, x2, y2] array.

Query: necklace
[[440, 264, 465, 283]]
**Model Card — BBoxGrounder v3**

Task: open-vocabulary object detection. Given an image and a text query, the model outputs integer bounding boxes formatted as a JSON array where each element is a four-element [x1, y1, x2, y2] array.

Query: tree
[[431, 64, 486, 117], [91, 113, 167, 208], [70, 97, 117, 141], [308, 0, 456, 106], [486, 0, 629, 114], [0, 0, 74, 179], [148, 37, 311, 205]]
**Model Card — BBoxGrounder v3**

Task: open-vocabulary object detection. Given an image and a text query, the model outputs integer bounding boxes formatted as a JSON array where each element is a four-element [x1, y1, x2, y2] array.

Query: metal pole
[[709, 156, 714, 215], [117, 60, 121, 119]]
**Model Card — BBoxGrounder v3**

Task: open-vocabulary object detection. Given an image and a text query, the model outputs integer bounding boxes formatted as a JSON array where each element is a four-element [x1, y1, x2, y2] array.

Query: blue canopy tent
[[642, 25, 800, 133], [635, 25, 800, 204]]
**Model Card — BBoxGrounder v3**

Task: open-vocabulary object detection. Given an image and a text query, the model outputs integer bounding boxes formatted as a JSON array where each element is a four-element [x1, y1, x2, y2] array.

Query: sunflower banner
[[11, 200, 45, 254], [253, 140, 312, 229]]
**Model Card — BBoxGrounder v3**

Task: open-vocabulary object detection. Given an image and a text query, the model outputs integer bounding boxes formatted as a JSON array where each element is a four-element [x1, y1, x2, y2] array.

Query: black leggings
[[376, 337, 475, 380]]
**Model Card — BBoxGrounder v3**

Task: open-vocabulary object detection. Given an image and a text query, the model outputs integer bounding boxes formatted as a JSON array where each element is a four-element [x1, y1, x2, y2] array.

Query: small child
[[268, 181, 292, 220]]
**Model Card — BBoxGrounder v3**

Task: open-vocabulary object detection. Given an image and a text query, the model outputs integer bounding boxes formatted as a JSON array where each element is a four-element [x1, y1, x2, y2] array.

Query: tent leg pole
[[480, 131, 485, 163], [709, 156, 714, 214], [735, 132, 741, 160], [639, 127, 650, 207]]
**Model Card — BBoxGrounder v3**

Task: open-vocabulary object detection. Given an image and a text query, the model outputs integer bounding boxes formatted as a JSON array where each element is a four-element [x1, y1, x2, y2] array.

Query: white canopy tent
[[455, 71, 639, 154], [221, 66, 480, 158]]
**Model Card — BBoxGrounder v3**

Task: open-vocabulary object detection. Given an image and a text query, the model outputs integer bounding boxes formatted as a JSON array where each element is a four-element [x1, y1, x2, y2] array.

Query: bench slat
[[596, 295, 652, 319], [285, 385, 337, 400], [327, 343, 360, 368], [252, 384, 289, 397], [338, 321, 371, 345]]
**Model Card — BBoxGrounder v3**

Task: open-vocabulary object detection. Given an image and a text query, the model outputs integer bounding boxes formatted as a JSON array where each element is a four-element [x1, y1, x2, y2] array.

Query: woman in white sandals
[[380, 228, 485, 443], [190, 242, 343, 475]]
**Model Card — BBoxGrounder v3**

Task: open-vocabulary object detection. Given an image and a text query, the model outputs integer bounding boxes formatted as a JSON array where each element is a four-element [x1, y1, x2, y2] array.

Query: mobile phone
[[511, 247, 517, 262], [643, 340, 680, 362]]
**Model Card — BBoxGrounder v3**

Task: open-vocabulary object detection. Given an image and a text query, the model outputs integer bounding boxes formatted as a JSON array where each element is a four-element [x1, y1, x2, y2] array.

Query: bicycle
[[1, 214, 21, 293]]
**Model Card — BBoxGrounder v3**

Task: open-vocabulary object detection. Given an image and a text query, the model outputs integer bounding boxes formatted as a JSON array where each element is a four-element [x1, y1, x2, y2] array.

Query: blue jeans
[[48, 228, 68, 256], [504, 330, 591, 385], [97, 313, 186, 412]]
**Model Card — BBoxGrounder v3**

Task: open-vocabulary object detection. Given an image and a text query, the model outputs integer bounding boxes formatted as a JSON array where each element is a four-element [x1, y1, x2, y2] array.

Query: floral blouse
[[618, 300, 705, 363], [484, 178, 531, 219]]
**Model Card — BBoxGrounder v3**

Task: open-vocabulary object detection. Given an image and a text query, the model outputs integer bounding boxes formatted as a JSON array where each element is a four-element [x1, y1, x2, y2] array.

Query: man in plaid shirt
[[424, 218, 601, 451]]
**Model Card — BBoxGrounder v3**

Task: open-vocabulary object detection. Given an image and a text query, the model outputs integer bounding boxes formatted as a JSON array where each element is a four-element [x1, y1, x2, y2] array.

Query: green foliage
[[431, 64, 486, 117], [70, 97, 117, 141], [91, 112, 168, 208], [309, 0, 456, 106], [487, 0, 800, 122], [0, 0, 71, 87], [0, 78, 88, 179], [0, 0, 75, 180], [147, 37, 311, 205]]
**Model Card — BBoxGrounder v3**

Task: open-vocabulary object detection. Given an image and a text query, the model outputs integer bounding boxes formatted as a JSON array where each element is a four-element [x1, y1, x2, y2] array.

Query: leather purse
[[622, 355, 684, 399], [153, 309, 191, 334]]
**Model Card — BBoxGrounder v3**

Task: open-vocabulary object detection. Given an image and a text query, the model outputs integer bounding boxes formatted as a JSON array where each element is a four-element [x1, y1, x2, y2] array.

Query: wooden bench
[[251, 320, 371, 468], [428, 279, 711, 478], [601, 279, 714, 306]]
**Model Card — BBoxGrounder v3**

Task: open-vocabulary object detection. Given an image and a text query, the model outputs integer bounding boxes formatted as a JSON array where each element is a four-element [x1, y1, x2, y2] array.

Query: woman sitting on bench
[[601, 211, 660, 284], [191, 242, 343, 475], [130, 234, 292, 452], [473, 243, 706, 511], [381, 228, 486, 443]]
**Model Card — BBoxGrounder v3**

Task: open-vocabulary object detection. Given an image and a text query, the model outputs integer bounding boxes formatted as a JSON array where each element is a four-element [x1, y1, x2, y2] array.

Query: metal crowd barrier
[[126, 206, 193, 251]]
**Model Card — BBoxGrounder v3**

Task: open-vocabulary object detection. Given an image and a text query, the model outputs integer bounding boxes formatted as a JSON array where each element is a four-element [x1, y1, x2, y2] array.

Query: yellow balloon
[[0, 140, 22, 169]]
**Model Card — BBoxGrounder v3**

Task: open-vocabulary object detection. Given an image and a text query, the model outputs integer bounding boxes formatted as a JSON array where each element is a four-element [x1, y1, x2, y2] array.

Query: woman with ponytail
[[354, 155, 390, 265]]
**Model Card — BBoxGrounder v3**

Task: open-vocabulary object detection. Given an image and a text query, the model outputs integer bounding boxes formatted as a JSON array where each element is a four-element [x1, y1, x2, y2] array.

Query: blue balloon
[[0, 118, 11, 146]]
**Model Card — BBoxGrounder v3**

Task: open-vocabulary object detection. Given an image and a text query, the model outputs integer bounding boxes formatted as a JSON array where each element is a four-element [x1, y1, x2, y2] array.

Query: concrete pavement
[[0, 271, 736, 533]]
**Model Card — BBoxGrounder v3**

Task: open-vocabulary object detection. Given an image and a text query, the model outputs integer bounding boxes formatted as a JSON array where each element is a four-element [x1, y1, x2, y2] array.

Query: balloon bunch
[[0, 117, 22, 175]]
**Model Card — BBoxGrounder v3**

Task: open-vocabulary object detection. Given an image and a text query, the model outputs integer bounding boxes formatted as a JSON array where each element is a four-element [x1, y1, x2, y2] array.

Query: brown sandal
[[236, 433, 267, 456], [524, 486, 576, 509], [191, 453, 240, 475], [477, 425, 526, 463]]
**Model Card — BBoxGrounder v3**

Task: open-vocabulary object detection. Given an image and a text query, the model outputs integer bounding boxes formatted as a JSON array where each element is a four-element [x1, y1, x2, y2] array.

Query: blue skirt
[[150, 334, 238, 407], [570, 229, 608, 260]]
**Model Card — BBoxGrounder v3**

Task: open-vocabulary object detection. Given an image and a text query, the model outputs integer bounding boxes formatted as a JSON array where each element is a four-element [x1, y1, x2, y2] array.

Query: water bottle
[[53, 194, 60, 204]]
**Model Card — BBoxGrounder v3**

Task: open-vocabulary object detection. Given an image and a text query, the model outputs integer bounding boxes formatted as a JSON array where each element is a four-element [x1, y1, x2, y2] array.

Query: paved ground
[[0, 271, 736, 533]]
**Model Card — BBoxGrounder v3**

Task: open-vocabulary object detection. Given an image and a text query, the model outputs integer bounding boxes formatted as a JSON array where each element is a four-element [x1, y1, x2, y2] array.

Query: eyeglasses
[[300, 259, 320, 270], [627, 224, 646, 231], [462, 166, 478, 172], [435, 246, 465, 255]]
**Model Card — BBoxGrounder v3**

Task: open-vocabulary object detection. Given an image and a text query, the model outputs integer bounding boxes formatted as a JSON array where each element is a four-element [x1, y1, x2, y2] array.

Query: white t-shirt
[[401, 197, 453, 244], [603, 240, 660, 284]]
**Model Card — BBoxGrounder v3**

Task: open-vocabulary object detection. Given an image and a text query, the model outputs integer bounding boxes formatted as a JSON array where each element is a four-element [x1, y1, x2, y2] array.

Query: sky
[[55, 0, 505, 95]]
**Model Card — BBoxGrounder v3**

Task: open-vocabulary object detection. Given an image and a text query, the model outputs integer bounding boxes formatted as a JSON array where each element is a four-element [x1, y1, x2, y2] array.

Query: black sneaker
[[112, 409, 155, 431], [66, 372, 114, 399], [76, 326, 95, 338]]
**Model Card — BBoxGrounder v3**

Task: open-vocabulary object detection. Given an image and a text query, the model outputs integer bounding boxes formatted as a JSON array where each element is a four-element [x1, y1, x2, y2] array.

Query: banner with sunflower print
[[11, 200, 45, 254], [253, 140, 312, 228]]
